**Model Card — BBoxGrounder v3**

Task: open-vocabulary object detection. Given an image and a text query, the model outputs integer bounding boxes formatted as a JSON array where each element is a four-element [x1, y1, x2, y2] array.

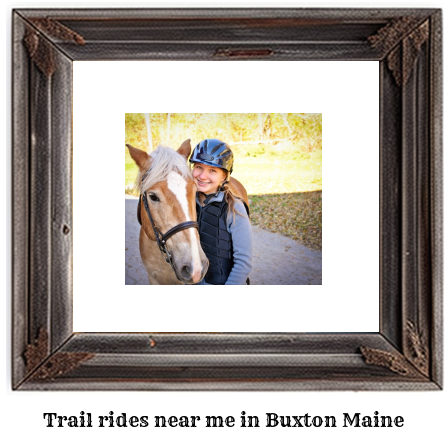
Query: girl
[[190, 139, 252, 285]]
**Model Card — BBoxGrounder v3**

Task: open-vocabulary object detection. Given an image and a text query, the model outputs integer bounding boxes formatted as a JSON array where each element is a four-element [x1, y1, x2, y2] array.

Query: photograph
[[125, 113, 322, 286], [6, 5, 445, 438]]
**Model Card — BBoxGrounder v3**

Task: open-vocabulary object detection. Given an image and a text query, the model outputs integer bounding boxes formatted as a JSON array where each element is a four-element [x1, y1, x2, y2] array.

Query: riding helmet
[[189, 139, 234, 174]]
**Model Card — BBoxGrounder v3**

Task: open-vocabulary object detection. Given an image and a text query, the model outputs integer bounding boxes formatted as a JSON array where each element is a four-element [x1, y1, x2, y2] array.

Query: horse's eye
[[148, 193, 160, 202]]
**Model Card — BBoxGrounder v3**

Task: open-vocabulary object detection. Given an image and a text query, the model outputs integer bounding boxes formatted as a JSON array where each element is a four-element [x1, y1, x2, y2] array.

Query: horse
[[127, 140, 209, 285]]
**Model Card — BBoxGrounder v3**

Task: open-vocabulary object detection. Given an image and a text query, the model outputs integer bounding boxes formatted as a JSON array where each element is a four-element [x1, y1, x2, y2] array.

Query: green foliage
[[232, 152, 322, 195], [125, 154, 139, 191]]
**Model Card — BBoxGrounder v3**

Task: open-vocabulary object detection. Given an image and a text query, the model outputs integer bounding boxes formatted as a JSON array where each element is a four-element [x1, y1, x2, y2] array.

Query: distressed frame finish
[[12, 8, 442, 390]]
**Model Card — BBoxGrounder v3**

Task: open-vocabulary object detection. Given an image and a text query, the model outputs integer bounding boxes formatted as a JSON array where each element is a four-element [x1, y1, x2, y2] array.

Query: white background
[[73, 60, 379, 333], [3, 1, 447, 438]]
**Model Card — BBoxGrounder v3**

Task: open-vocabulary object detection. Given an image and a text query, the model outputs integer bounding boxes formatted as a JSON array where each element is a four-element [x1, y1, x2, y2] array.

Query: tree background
[[125, 113, 322, 158]]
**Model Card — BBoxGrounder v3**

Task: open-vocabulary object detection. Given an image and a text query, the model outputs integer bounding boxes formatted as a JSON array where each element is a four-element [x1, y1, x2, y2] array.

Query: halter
[[140, 183, 199, 282]]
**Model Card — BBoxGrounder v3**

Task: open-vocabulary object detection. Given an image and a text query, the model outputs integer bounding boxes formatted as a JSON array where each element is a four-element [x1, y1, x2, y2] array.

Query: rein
[[140, 187, 199, 282]]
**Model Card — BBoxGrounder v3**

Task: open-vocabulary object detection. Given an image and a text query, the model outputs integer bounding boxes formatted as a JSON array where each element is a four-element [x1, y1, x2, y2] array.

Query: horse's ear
[[177, 139, 191, 160], [126, 144, 152, 172]]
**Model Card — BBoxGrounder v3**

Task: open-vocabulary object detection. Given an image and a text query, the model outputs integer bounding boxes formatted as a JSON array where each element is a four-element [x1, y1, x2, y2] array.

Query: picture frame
[[12, 8, 442, 390]]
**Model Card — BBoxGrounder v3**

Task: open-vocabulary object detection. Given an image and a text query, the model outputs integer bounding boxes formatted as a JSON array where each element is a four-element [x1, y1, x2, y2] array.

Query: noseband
[[139, 188, 199, 282]]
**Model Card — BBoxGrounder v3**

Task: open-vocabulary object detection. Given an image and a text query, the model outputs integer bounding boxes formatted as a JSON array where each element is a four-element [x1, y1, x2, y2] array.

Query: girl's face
[[192, 163, 226, 195]]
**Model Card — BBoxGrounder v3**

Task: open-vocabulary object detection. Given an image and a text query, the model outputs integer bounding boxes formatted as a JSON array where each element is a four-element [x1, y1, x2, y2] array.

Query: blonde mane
[[136, 145, 193, 193]]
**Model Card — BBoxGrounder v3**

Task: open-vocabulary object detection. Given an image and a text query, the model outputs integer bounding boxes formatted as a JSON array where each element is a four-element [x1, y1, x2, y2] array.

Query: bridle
[[139, 182, 199, 282]]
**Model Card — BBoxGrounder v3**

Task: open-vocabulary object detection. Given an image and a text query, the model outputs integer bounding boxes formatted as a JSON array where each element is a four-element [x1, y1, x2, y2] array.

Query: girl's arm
[[225, 201, 253, 285]]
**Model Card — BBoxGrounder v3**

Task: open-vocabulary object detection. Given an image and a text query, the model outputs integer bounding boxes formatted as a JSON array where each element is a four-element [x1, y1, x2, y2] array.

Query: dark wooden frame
[[12, 8, 442, 390]]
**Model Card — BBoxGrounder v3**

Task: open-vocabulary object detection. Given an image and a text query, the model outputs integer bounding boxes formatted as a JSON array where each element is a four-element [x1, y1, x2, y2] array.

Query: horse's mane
[[137, 145, 193, 193]]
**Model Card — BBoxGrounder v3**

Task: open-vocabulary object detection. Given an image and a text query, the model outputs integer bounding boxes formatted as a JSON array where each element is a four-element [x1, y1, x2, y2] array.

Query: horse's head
[[127, 140, 208, 284]]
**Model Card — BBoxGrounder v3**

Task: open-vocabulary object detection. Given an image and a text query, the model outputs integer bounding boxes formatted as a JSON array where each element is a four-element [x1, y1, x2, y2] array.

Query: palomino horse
[[127, 140, 209, 285]]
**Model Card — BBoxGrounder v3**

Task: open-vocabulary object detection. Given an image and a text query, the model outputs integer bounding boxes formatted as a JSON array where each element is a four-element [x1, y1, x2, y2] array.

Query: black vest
[[196, 196, 233, 285]]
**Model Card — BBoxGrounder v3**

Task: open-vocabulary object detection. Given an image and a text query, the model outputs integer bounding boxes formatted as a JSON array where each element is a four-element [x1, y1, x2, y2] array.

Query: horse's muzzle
[[178, 258, 209, 284]]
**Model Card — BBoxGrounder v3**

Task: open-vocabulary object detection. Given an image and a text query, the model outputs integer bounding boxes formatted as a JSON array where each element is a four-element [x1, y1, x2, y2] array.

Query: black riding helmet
[[189, 139, 234, 174]]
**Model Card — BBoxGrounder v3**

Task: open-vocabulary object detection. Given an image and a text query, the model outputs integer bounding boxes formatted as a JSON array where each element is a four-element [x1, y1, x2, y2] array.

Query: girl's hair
[[220, 178, 245, 223]]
